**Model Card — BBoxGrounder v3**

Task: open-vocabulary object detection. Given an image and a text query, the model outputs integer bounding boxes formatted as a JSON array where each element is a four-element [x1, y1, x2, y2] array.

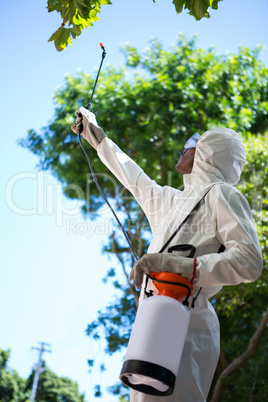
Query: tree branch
[[215, 349, 229, 376], [250, 342, 267, 401], [210, 308, 268, 402]]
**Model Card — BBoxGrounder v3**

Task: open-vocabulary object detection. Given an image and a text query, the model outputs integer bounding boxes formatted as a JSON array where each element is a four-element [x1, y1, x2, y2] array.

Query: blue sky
[[1, 0, 267, 400]]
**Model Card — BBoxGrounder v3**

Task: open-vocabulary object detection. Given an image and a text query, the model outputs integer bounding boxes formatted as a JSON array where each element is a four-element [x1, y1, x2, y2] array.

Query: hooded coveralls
[[96, 127, 263, 401]]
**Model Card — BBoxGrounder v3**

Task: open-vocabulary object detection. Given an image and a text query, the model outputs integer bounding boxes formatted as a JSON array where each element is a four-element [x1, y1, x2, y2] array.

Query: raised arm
[[72, 107, 179, 230]]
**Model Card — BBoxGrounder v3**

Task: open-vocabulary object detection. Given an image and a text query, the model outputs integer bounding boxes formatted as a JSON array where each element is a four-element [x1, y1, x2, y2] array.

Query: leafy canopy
[[47, 0, 222, 51]]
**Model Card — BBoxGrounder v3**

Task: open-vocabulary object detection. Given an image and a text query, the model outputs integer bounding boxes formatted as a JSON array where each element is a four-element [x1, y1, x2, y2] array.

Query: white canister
[[120, 294, 190, 396]]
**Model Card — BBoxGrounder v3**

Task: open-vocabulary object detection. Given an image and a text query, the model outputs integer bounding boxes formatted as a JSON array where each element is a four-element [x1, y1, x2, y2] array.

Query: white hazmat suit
[[95, 127, 263, 401], [71, 110, 263, 402]]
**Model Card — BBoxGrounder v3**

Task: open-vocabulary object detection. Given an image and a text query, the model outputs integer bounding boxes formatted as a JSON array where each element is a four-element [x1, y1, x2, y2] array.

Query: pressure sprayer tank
[[120, 272, 193, 396]]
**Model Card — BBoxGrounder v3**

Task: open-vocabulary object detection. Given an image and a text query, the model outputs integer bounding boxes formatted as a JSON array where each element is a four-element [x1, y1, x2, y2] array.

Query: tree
[[0, 349, 29, 401], [47, 0, 223, 51], [27, 362, 86, 401], [0, 348, 86, 401], [20, 36, 268, 399]]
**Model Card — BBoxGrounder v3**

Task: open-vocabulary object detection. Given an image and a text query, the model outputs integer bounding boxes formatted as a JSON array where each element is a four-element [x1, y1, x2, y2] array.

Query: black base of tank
[[120, 359, 176, 396]]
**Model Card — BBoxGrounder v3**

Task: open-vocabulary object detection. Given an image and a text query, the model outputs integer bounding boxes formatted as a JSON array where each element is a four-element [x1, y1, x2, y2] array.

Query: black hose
[[78, 133, 139, 262]]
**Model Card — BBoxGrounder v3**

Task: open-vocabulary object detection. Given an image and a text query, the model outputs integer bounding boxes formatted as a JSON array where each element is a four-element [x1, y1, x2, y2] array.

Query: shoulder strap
[[158, 185, 214, 253]]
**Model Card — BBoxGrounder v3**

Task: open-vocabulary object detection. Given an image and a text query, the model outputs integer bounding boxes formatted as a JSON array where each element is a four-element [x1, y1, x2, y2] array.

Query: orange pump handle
[[150, 271, 193, 302]]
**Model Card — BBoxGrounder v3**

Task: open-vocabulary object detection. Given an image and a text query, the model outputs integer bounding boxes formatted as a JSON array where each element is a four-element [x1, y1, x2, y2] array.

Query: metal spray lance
[[86, 43, 106, 112], [77, 42, 106, 124], [77, 43, 138, 261]]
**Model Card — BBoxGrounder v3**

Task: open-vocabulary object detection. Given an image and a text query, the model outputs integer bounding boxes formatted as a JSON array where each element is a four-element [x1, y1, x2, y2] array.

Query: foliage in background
[[210, 132, 268, 401], [0, 349, 29, 401], [27, 362, 86, 401], [20, 36, 268, 399], [0, 348, 85, 401], [47, 0, 222, 51]]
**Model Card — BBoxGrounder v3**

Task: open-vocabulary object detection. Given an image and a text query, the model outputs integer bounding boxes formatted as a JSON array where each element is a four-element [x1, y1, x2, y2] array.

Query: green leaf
[[48, 26, 73, 52], [210, 0, 222, 10], [75, 0, 88, 6], [61, 3, 76, 22], [191, 0, 210, 20], [47, 0, 64, 12], [71, 24, 82, 37], [173, 0, 185, 14], [99, 0, 112, 4], [73, 12, 94, 28], [47, 27, 62, 43]]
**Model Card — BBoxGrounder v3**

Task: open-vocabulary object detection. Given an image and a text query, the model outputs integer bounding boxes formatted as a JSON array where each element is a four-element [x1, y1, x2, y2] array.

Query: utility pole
[[30, 342, 52, 402]]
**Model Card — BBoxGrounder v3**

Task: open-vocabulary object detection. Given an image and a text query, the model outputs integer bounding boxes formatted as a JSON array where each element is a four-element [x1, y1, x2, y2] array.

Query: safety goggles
[[184, 132, 200, 150]]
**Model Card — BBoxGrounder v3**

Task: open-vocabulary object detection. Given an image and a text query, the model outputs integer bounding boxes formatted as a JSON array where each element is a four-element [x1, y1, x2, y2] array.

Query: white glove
[[71, 106, 107, 150], [129, 253, 199, 289]]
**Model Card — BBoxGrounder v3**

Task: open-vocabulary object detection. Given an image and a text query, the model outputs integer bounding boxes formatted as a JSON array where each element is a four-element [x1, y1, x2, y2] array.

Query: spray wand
[[86, 43, 106, 111], [77, 44, 138, 262]]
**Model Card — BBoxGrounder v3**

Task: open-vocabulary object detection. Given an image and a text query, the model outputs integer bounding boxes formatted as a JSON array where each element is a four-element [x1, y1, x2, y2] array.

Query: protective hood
[[172, 127, 246, 238], [191, 127, 246, 186]]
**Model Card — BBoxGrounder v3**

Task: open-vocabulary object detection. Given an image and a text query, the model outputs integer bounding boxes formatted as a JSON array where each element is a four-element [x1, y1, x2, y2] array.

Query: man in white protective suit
[[71, 107, 263, 402]]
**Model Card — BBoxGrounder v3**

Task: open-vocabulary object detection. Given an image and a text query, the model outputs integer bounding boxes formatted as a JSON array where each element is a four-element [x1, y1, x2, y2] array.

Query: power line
[[29, 342, 52, 402]]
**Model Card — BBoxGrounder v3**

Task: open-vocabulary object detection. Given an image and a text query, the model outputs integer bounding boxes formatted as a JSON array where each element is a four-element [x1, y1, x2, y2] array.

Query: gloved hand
[[71, 106, 107, 150], [129, 253, 199, 289]]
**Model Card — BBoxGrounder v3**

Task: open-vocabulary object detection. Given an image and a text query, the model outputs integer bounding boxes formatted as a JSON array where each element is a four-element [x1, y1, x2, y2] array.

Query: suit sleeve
[[97, 138, 179, 231], [196, 185, 263, 287]]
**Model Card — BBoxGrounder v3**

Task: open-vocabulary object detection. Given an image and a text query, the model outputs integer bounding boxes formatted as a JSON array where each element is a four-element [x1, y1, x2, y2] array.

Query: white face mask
[[184, 133, 200, 150]]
